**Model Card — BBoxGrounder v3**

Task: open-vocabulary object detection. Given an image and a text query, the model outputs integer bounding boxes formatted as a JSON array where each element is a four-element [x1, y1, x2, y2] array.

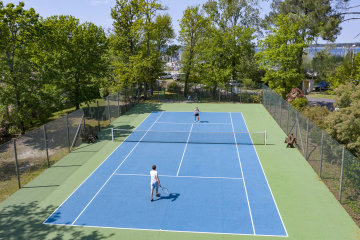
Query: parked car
[[158, 72, 172, 79], [227, 80, 241, 86], [314, 81, 330, 91], [172, 73, 185, 81]]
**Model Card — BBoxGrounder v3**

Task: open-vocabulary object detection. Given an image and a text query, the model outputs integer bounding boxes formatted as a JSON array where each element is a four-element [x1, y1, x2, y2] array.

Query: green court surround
[[0, 103, 359, 240]]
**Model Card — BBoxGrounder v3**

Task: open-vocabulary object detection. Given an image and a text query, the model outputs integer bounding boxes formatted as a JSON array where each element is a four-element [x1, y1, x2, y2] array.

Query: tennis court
[[44, 111, 287, 237]]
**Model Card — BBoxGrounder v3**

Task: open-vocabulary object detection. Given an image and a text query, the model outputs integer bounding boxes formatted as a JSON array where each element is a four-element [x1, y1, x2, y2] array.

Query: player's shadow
[[154, 193, 180, 202]]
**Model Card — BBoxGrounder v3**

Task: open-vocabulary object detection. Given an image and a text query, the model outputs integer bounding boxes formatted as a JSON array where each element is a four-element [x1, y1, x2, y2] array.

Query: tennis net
[[111, 128, 267, 145]]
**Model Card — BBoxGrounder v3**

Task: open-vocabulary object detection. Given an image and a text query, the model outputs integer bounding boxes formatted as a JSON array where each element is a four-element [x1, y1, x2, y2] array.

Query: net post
[[305, 118, 310, 159], [111, 128, 114, 142], [43, 124, 50, 168], [13, 139, 21, 189], [96, 101, 101, 132], [107, 96, 111, 123], [319, 130, 324, 177], [339, 146, 345, 202], [264, 131, 267, 145], [66, 114, 71, 153]]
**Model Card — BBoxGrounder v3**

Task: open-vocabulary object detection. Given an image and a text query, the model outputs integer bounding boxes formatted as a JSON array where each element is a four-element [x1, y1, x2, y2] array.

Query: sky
[[2, 0, 360, 44]]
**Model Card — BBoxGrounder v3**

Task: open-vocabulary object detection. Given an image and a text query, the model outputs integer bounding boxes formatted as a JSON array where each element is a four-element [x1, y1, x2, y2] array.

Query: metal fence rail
[[262, 85, 360, 204], [0, 90, 137, 191]]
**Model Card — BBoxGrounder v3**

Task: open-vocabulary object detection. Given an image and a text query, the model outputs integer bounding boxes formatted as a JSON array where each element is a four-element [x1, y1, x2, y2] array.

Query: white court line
[[44, 222, 287, 238], [42, 112, 154, 225], [176, 123, 193, 176], [240, 112, 288, 237], [230, 112, 256, 235], [71, 111, 164, 225], [157, 121, 231, 125], [114, 173, 243, 180]]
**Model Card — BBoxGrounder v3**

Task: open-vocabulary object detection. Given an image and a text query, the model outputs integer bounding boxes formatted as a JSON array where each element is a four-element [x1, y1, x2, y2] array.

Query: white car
[[159, 73, 172, 79]]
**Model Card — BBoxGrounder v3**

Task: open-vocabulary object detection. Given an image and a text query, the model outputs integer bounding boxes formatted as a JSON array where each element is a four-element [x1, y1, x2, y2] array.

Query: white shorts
[[151, 182, 159, 190]]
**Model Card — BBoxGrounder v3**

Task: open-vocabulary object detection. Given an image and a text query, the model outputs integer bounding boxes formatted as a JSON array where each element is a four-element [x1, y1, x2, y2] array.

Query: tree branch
[[342, 17, 360, 22]]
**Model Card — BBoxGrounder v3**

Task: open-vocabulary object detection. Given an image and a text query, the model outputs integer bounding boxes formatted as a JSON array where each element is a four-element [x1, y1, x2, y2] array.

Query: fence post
[[239, 86, 242, 103], [83, 115, 86, 133], [305, 119, 310, 159], [96, 101, 101, 132], [107, 96, 111, 123], [295, 111, 298, 139], [43, 125, 50, 167], [319, 130, 324, 177], [13, 139, 21, 189], [279, 100, 282, 128], [117, 92, 121, 117], [274, 96, 278, 121], [66, 114, 71, 153], [339, 146, 345, 202], [286, 102, 290, 135]]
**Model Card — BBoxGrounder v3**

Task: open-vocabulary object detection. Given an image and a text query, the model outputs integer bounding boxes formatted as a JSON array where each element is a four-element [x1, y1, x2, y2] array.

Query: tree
[[179, 6, 208, 95], [111, 0, 173, 98], [328, 52, 360, 88], [203, 0, 260, 82], [256, 14, 312, 97], [266, 0, 345, 41], [0, 1, 40, 133], [42, 15, 109, 109], [311, 50, 343, 83], [153, 14, 175, 53], [325, 83, 360, 157], [165, 44, 181, 62]]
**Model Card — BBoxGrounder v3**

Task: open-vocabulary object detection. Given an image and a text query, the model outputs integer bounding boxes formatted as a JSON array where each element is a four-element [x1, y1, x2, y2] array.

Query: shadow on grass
[[0, 201, 114, 239]]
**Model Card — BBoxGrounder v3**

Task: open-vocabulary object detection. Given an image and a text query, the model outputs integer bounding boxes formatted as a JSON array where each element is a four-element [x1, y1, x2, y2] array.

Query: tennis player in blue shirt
[[194, 107, 200, 122]]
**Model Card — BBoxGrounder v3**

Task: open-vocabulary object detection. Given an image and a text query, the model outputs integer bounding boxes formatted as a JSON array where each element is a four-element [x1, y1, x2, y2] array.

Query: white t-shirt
[[150, 170, 158, 184]]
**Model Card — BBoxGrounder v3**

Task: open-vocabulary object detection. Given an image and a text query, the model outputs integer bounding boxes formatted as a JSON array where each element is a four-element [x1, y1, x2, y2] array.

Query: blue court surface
[[44, 112, 287, 237]]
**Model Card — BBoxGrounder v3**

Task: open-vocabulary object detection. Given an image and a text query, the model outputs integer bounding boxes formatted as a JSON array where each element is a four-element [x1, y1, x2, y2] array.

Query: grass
[[307, 91, 336, 99]]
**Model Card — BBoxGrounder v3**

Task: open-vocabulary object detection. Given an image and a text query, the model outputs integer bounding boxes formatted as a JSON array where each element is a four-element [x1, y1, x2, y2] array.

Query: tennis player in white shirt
[[150, 165, 161, 202]]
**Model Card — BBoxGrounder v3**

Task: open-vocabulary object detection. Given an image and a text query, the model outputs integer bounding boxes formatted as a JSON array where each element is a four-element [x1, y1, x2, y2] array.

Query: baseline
[[114, 173, 243, 180]]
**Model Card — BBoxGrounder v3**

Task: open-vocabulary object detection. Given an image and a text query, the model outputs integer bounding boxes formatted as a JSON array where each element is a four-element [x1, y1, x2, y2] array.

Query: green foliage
[[267, 0, 343, 42], [167, 82, 180, 93], [325, 83, 360, 156], [328, 52, 360, 89], [0, 1, 41, 133], [302, 105, 330, 128], [311, 50, 343, 82], [179, 5, 208, 95], [0, 2, 109, 137], [256, 14, 312, 97], [41, 16, 109, 109], [111, 0, 172, 97], [290, 98, 309, 111]]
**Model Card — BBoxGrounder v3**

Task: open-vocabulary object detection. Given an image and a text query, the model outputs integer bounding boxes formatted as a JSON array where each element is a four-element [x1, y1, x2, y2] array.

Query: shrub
[[302, 105, 330, 128], [290, 97, 309, 111], [167, 82, 180, 93]]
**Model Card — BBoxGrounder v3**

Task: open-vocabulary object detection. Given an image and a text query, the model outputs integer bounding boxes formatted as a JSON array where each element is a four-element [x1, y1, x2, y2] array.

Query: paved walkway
[[306, 97, 335, 111]]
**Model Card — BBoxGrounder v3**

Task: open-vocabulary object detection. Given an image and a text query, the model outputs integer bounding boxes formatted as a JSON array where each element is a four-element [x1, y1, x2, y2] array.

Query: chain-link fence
[[262, 85, 360, 205], [0, 90, 137, 196], [147, 80, 262, 103]]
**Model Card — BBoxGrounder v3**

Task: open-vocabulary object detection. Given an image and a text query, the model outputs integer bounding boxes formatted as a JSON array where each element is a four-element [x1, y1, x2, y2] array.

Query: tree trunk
[[75, 77, 80, 110]]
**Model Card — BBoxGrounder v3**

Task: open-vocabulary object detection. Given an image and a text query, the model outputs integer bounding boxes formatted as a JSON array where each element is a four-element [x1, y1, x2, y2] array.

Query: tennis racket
[[160, 186, 169, 195]]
